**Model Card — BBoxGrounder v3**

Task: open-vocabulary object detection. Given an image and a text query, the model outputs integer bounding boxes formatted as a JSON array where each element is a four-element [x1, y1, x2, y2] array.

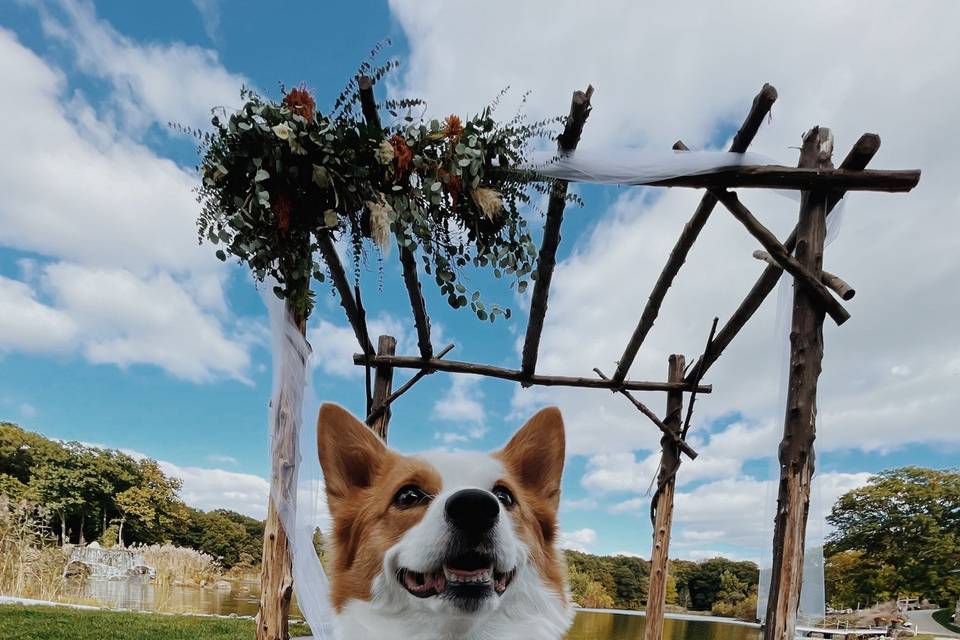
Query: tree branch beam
[[612, 83, 777, 383], [714, 189, 850, 325], [353, 353, 711, 394], [753, 250, 855, 300], [521, 86, 594, 382], [317, 232, 375, 355]]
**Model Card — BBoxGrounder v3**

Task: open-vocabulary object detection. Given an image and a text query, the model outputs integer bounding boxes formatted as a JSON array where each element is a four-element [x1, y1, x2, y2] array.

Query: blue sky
[[1, 0, 958, 561]]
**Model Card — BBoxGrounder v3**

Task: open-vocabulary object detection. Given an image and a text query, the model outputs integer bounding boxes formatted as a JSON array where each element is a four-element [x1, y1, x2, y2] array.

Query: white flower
[[471, 187, 504, 221], [375, 139, 395, 165], [272, 123, 292, 140], [366, 194, 394, 252]]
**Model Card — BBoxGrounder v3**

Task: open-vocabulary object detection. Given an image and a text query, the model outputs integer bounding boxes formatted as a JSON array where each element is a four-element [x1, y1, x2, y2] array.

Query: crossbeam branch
[[352, 353, 712, 394], [715, 189, 851, 325]]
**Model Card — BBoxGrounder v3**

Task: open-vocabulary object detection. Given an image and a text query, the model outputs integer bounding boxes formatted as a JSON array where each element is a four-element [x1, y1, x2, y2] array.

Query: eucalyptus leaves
[[194, 66, 560, 320]]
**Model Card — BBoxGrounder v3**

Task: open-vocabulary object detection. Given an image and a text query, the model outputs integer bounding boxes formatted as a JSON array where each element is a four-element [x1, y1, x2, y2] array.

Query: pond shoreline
[[577, 608, 762, 629]]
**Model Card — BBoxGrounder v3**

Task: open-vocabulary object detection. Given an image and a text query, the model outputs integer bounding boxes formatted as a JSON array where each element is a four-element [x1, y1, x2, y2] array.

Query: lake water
[[568, 611, 760, 640], [64, 579, 761, 640]]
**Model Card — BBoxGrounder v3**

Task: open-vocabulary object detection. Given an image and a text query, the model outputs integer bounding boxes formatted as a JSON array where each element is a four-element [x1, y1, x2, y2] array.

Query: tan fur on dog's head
[[317, 403, 568, 621]]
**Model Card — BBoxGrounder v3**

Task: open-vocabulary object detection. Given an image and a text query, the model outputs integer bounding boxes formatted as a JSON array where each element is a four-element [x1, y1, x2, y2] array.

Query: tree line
[[0, 422, 263, 569], [3, 421, 957, 611], [565, 550, 759, 618]]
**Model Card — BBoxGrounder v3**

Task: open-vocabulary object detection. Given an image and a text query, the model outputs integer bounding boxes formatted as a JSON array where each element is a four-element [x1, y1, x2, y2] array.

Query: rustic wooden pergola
[[257, 77, 920, 640]]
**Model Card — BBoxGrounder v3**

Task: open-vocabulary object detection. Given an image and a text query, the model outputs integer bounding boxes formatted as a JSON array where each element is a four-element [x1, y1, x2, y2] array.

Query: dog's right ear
[[317, 403, 388, 507]]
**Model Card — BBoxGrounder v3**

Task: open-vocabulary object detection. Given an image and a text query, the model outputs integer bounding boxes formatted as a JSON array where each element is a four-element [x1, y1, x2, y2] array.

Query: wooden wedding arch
[[257, 77, 920, 640]]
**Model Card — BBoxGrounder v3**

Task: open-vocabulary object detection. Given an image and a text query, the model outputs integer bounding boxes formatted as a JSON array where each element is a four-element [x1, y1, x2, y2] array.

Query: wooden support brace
[[521, 85, 594, 383], [763, 126, 832, 640], [683, 133, 881, 382], [353, 352, 711, 394], [593, 367, 698, 460], [367, 335, 397, 440], [365, 343, 455, 424], [753, 251, 855, 300], [714, 189, 850, 325], [357, 75, 434, 359], [357, 75, 382, 133], [613, 84, 778, 383], [643, 354, 685, 640], [317, 232, 375, 355]]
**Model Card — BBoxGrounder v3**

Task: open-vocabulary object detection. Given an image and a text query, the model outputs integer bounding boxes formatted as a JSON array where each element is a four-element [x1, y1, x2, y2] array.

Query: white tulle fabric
[[258, 150, 836, 637], [264, 289, 339, 640], [521, 149, 773, 185], [757, 194, 845, 625]]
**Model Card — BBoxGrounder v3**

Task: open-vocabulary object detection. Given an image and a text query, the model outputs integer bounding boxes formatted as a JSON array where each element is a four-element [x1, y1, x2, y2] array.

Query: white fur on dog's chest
[[336, 580, 572, 640]]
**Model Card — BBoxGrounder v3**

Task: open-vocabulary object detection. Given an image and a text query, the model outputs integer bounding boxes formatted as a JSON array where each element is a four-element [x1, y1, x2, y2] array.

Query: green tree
[[666, 574, 679, 606], [827, 467, 960, 604]]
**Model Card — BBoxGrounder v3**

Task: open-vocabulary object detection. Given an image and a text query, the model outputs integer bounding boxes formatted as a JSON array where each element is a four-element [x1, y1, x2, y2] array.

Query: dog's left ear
[[497, 407, 565, 509]]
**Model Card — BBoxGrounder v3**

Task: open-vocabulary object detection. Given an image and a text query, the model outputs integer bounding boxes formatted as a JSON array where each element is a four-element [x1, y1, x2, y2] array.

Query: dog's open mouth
[[398, 551, 515, 600]]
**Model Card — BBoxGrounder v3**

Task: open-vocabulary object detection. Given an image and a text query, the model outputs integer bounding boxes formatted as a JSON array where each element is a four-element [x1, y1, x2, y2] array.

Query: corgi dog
[[317, 403, 572, 640]]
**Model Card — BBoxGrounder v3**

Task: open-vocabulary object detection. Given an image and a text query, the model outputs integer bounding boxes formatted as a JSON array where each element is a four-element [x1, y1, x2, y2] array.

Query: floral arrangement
[[193, 55, 565, 321]]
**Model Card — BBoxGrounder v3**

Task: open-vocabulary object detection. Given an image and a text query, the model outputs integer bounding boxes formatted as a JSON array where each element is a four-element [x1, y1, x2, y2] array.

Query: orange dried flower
[[283, 84, 316, 121], [273, 194, 292, 233], [390, 134, 414, 176], [443, 114, 464, 140]]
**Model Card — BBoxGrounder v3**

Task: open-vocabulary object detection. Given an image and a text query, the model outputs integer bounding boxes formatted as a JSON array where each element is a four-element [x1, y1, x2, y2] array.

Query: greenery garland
[[191, 53, 568, 321]]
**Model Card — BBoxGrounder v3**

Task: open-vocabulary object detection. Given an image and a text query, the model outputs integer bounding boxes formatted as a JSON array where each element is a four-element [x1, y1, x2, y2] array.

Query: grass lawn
[[0, 605, 312, 640], [932, 607, 960, 634]]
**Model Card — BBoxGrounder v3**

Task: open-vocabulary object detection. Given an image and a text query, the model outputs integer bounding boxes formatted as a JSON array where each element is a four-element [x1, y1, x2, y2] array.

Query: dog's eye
[[492, 486, 515, 508], [393, 485, 429, 509]]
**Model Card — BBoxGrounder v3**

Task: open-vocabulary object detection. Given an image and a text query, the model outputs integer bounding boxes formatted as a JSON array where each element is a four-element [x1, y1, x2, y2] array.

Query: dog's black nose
[[445, 489, 499, 534]]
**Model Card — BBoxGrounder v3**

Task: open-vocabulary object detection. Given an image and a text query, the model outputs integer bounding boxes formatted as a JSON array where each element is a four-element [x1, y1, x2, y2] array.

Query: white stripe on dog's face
[[317, 404, 571, 638]]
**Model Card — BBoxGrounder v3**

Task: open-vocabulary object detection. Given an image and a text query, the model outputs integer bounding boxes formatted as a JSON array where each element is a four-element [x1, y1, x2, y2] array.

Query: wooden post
[[367, 335, 397, 440], [763, 127, 833, 640], [257, 306, 306, 640], [644, 354, 685, 640]]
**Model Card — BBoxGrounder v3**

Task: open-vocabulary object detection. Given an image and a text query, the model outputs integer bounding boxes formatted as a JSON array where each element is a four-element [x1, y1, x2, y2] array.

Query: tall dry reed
[[136, 544, 222, 586], [0, 495, 68, 600]]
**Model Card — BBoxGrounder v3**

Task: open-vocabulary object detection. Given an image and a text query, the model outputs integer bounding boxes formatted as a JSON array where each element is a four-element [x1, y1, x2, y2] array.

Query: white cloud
[[309, 312, 416, 379], [160, 460, 271, 520], [0, 23, 255, 382], [432, 376, 486, 424], [36, 0, 246, 132], [611, 472, 872, 554], [206, 454, 239, 465], [19, 404, 39, 419], [191, 0, 222, 43], [582, 420, 777, 493], [0, 275, 77, 353], [558, 527, 598, 552], [561, 497, 598, 512], [41, 264, 252, 382]]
